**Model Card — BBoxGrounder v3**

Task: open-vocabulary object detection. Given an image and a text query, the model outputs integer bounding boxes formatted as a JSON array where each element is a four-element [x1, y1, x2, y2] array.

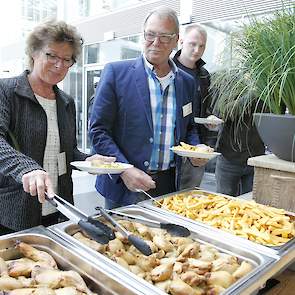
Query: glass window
[[84, 43, 100, 64], [85, 34, 141, 65], [86, 68, 103, 150], [80, 34, 142, 151]]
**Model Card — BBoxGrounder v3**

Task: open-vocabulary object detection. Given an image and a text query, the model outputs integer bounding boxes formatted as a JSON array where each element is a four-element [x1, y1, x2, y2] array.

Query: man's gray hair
[[143, 6, 179, 34], [184, 24, 207, 39]]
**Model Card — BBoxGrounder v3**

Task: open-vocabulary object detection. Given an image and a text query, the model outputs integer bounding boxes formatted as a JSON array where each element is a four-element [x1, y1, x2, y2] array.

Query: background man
[[90, 7, 205, 209], [173, 24, 217, 189]]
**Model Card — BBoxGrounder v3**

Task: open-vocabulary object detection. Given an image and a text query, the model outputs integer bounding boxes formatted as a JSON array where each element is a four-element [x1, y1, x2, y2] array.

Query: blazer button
[[144, 161, 149, 167], [149, 137, 153, 143]]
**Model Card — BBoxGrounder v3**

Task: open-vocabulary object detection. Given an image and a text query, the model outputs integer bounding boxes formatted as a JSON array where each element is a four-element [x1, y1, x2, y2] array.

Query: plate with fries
[[148, 189, 295, 248], [171, 142, 220, 159], [71, 161, 133, 174]]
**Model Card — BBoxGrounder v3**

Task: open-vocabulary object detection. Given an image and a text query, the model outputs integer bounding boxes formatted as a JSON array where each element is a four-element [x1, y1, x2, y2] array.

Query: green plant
[[211, 5, 295, 122]]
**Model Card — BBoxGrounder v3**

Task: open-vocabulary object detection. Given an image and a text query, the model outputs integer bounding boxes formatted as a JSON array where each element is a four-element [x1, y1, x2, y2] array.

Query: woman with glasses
[[0, 20, 114, 234]]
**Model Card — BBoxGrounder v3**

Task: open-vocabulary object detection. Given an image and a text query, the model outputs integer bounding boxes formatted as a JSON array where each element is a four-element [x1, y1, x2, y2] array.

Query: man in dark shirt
[[173, 24, 217, 189]]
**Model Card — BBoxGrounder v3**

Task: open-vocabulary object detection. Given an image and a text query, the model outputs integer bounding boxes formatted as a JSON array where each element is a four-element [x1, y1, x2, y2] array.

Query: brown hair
[[25, 20, 83, 70]]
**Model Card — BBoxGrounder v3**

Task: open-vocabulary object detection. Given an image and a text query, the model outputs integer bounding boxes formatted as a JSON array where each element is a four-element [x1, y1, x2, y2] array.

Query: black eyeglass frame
[[143, 31, 177, 44], [44, 52, 76, 68]]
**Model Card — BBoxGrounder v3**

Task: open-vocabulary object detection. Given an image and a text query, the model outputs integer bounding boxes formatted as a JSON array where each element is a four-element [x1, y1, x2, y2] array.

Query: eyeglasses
[[144, 31, 176, 44], [44, 52, 75, 68]]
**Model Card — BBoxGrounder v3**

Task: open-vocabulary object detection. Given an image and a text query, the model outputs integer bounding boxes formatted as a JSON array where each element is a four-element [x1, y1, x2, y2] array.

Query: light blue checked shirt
[[144, 56, 177, 171]]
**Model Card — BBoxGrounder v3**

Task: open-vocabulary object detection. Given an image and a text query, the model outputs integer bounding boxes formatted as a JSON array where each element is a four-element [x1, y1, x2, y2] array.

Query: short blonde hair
[[184, 24, 207, 39]]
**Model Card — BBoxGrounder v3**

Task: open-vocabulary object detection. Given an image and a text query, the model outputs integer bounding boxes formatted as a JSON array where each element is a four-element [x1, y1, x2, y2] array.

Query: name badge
[[182, 102, 192, 117], [57, 152, 67, 176]]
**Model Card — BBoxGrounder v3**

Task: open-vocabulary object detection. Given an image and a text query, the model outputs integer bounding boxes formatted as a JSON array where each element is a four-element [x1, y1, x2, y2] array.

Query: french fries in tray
[[157, 190, 295, 247]]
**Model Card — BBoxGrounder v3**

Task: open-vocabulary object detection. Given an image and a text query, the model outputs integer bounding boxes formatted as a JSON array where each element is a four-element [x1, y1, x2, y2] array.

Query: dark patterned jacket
[[0, 71, 87, 231]]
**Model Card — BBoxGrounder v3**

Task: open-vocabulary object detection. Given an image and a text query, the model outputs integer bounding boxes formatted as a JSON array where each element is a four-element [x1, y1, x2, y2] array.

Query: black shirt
[[173, 50, 217, 147]]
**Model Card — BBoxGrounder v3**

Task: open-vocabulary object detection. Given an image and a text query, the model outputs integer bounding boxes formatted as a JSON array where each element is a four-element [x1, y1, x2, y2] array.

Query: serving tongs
[[101, 208, 191, 237], [45, 193, 115, 244], [97, 207, 152, 256]]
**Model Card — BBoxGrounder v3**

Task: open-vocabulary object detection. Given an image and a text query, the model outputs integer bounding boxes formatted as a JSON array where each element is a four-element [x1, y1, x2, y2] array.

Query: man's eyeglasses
[[44, 52, 75, 68], [144, 31, 176, 44]]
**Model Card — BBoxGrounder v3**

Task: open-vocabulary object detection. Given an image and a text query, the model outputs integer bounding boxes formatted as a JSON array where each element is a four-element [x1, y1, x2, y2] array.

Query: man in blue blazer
[[90, 7, 206, 208]]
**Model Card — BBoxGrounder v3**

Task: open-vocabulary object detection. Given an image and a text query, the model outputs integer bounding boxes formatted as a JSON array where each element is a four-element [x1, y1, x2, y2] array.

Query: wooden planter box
[[248, 154, 295, 213]]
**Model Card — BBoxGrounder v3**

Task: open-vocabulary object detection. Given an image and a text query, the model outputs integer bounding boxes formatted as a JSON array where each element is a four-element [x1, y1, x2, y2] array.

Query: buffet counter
[[0, 188, 294, 294]]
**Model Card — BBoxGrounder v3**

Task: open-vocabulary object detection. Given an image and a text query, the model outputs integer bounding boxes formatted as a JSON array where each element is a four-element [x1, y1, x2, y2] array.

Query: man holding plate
[[173, 24, 219, 189], [90, 7, 207, 209]]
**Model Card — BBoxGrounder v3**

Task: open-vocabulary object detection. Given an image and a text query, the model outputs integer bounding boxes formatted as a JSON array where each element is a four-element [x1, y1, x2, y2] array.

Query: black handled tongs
[[45, 193, 115, 244], [98, 208, 190, 237], [97, 206, 152, 256]]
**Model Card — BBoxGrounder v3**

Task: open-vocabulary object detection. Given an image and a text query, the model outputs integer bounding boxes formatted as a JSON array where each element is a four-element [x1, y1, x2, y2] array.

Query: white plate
[[171, 147, 220, 160], [194, 117, 224, 125], [70, 161, 133, 174]]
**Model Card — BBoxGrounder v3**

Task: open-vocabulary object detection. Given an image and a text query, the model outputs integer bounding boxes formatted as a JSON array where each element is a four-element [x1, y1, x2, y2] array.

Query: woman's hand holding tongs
[[22, 169, 55, 203]]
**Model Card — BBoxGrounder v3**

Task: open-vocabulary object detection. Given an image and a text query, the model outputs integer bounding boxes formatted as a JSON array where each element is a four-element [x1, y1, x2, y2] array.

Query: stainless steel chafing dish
[[0, 226, 141, 295], [50, 205, 277, 295], [139, 188, 295, 256]]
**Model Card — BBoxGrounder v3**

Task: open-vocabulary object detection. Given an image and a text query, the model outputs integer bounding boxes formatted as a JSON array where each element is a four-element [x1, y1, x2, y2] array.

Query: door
[[82, 65, 103, 152]]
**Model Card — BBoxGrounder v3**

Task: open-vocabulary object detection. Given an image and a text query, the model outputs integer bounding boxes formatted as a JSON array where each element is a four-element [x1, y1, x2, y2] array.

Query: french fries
[[158, 191, 295, 246]]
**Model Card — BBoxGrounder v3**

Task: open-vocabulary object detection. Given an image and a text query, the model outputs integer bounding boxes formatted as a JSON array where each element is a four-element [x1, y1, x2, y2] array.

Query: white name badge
[[182, 102, 192, 117], [57, 152, 67, 176]]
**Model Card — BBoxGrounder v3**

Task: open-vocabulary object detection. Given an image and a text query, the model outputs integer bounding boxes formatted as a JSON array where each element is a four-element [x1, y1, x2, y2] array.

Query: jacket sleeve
[[0, 82, 42, 183], [89, 63, 128, 164]]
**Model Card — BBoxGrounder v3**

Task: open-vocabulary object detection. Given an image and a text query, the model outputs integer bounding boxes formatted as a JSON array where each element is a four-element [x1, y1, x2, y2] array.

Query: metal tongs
[[101, 208, 191, 237], [97, 206, 152, 256], [45, 193, 115, 244]]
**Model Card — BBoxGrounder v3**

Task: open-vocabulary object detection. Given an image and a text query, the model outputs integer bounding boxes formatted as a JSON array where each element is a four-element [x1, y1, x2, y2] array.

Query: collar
[[143, 54, 178, 77], [173, 49, 206, 69], [15, 70, 71, 106]]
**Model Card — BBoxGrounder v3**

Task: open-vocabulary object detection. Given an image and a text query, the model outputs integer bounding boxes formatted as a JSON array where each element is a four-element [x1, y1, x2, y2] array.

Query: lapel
[[134, 57, 153, 132], [15, 71, 38, 103]]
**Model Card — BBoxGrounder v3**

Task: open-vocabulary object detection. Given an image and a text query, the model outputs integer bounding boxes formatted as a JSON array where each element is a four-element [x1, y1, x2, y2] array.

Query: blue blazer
[[89, 56, 199, 205]]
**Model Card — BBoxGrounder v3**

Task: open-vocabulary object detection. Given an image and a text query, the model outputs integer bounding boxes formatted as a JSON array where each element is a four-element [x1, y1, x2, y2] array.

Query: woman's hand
[[22, 170, 54, 203]]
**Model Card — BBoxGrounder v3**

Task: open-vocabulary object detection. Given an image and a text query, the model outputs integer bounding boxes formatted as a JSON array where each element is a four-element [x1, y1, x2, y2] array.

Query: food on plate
[[90, 160, 124, 169], [73, 219, 254, 294], [157, 190, 295, 246], [173, 142, 214, 153], [0, 242, 96, 294]]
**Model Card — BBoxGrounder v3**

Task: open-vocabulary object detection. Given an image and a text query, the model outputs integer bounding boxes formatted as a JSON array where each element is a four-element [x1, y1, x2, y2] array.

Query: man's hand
[[86, 154, 116, 163], [204, 115, 223, 131], [121, 167, 156, 192], [189, 158, 209, 167], [22, 170, 54, 203]]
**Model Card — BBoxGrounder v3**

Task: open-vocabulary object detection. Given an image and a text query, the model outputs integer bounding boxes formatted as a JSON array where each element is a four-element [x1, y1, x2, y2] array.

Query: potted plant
[[210, 5, 295, 162]]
